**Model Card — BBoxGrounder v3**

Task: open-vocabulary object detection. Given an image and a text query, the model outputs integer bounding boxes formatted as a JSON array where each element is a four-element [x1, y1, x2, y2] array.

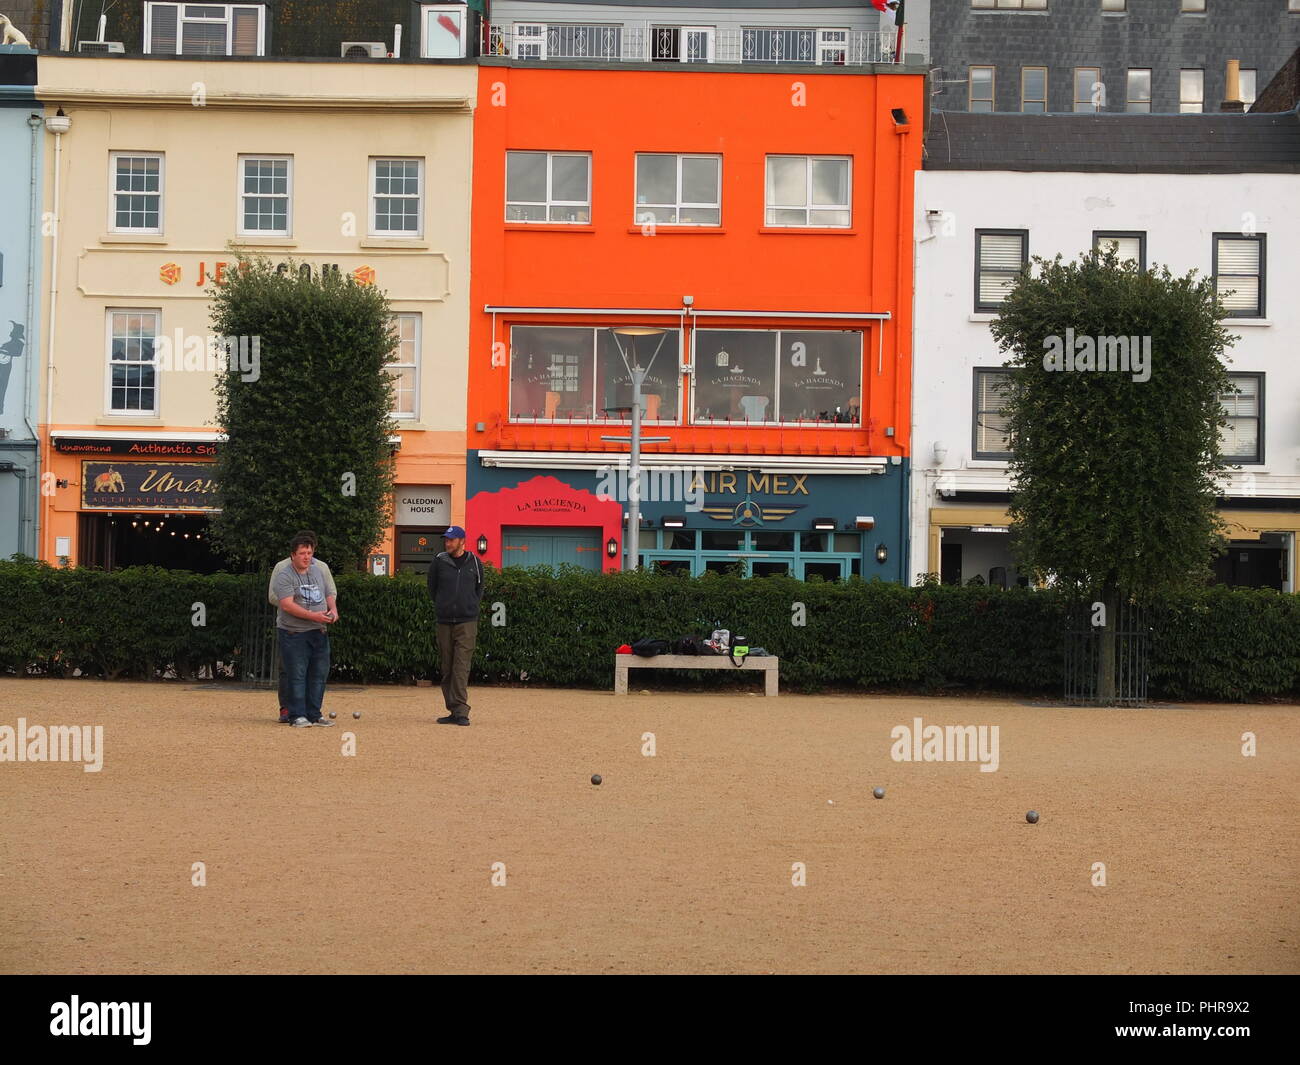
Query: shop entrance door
[[502, 526, 602, 571]]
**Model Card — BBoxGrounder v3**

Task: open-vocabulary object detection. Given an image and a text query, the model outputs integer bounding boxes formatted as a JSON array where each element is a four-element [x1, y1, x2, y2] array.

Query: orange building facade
[[466, 60, 924, 580]]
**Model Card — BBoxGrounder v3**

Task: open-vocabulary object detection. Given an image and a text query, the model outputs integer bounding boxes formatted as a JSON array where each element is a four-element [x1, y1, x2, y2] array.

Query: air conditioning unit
[[341, 41, 387, 59], [78, 41, 125, 54]]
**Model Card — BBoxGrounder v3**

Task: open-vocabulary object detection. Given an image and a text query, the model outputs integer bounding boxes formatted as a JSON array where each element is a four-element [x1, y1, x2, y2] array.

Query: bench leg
[[765, 668, 778, 697], [614, 664, 628, 695]]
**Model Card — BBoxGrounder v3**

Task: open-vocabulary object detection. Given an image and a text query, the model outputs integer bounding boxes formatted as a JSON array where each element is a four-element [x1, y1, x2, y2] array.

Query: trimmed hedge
[[2, 560, 1298, 700]]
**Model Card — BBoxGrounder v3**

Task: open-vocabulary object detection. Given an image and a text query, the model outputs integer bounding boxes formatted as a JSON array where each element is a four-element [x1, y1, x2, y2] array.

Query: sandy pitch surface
[[0, 678, 1295, 975]]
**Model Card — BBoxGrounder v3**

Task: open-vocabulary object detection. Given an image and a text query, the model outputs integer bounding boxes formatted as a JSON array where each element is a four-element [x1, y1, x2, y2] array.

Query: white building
[[911, 108, 1300, 592]]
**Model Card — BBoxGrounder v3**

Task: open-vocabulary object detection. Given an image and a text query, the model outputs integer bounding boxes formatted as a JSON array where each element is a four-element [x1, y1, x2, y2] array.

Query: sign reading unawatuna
[[80, 461, 219, 512]]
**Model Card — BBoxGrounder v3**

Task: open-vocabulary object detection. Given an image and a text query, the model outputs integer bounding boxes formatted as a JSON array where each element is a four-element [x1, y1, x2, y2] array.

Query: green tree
[[989, 250, 1233, 703], [206, 258, 397, 570]]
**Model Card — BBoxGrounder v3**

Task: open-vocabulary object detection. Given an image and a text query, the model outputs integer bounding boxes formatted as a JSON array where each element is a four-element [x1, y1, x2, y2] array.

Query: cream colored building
[[36, 55, 475, 573]]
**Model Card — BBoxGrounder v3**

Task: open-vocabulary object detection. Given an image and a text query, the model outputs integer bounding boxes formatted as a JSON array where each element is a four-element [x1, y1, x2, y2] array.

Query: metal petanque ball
[[353, 711, 361, 720], [328, 712, 336, 719], [1026, 810, 1039, 824], [873, 787, 885, 799], [591, 774, 602, 786]]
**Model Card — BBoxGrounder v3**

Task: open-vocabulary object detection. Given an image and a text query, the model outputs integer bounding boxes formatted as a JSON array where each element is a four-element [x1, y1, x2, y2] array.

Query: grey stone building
[[929, 0, 1300, 114]]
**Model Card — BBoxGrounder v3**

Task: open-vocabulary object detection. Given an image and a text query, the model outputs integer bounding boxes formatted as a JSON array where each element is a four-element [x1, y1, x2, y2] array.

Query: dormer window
[[144, 3, 265, 56]]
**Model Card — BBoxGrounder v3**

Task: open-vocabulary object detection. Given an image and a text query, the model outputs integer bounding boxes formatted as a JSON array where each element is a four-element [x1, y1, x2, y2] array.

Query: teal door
[[502, 526, 603, 571]]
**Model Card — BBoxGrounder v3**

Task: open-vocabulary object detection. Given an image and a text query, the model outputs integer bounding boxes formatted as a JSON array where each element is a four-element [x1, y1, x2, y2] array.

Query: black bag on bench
[[630, 638, 671, 657]]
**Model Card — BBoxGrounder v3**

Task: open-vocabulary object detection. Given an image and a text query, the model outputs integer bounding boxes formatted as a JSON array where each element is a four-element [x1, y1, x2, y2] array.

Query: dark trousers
[[437, 621, 478, 717], [278, 628, 330, 722]]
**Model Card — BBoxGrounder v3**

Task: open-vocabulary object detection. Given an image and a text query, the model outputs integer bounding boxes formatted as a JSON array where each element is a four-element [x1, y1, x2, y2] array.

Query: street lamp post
[[601, 327, 670, 571]]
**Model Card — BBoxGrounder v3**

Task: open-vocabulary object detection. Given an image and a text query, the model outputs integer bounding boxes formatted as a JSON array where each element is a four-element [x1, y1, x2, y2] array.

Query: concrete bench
[[614, 654, 779, 697]]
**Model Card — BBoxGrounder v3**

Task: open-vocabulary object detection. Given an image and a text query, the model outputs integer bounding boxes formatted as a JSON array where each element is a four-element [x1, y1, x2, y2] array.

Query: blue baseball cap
[[444, 526, 467, 539]]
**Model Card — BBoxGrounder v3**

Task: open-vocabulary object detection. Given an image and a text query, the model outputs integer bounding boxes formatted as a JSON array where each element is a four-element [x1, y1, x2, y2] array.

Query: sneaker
[[312, 717, 335, 727], [437, 714, 470, 726], [279, 708, 289, 724], [291, 717, 311, 728]]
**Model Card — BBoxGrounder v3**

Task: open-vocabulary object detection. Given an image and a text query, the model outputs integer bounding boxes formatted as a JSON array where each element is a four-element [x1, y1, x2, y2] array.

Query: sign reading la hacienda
[[80, 461, 219, 512]]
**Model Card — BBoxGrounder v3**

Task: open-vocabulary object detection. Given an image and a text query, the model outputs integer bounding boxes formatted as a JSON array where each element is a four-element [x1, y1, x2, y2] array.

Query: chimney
[[1221, 59, 1245, 113]]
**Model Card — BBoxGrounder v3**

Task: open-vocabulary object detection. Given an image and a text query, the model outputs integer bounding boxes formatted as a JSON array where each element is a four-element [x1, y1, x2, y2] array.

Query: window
[[1213, 234, 1265, 317], [1220, 374, 1263, 463], [1126, 69, 1151, 112], [1102, 0, 1126, 9], [389, 314, 420, 418], [1239, 69, 1257, 107], [107, 310, 160, 414], [505, 152, 591, 224], [1093, 231, 1146, 270], [1180, 69, 1204, 112], [1074, 67, 1102, 112], [145, 3, 264, 55], [420, 5, 468, 58], [974, 230, 1028, 311], [238, 156, 291, 236], [110, 153, 163, 233], [1181, 0, 1206, 12], [741, 27, 817, 63], [692, 329, 862, 425], [765, 156, 851, 227], [973, 369, 1014, 460], [972, 1, 1048, 8], [370, 158, 423, 237], [651, 25, 715, 63], [509, 326, 682, 423], [635, 155, 721, 226], [1021, 67, 1046, 112], [512, 23, 546, 60], [969, 66, 995, 112]]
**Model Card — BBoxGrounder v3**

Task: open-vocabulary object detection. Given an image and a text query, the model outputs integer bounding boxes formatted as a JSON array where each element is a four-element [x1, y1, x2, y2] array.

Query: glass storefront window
[[752, 561, 790, 577], [834, 533, 861, 553], [779, 331, 861, 425], [692, 330, 776, 424], [668, 529, 697, 550], [803, 561, 843, 581], [702, 530, 744, 550], [509, 325, 680, 422], [751, 530, 795, 551]]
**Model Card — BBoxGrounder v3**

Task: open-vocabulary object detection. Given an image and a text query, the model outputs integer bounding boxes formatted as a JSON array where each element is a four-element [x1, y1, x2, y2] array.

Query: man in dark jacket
[[426, 525, 485, 725]]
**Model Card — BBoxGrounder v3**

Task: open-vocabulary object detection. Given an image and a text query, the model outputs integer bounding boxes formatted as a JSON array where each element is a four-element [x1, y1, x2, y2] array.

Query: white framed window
[[1102, 0, 1127, 10], [1074, 67, 1102, 112], [1239, 69, 1257, 107], [370, 158, 424, 237], [1181, 0, 1206, 12], [389, 314, 421, 419], [651, 25, 715, 63], [969, 66, 995, 111], [1126, 69, 1151, 112], [635, 154, 721, 226], [420, 4, 468, 58], [238, 155, 292, 236], [145, 3, 264, 56], [505, 151, 592, 224], [1213, 234, 1265, 318], [512, 22, 546, 60], [106, 309, 161, 415], [1180, 69, 1204, 112], [1021, 67, 1046, 112], [110, 152, 164, 234], [1220, 373, 1262, 464], [765, 156, 851, 228]]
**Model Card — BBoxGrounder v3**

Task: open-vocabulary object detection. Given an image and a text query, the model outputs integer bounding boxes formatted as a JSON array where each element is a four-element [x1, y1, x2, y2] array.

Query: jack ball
[[1026, 810, 1039, 824], [873, 787, 885, 799], [591, 774, 602, 786]]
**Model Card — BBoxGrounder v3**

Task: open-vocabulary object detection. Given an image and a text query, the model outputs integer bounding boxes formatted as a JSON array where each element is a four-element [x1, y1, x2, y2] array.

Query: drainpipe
[[43, 108, 71, 561], [24, 111, 41, 556]]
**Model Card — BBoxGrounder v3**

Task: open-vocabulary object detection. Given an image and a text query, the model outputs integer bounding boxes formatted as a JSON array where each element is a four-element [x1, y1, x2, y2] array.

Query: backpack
[[630, 637, 670, 657], [728, 634, 751, 667], [672, 635, 710, 655]]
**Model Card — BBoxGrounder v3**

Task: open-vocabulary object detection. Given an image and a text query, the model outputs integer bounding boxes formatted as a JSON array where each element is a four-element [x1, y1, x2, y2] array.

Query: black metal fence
[[1063, 598, 1150, 707], [240, 572, 279, 690]]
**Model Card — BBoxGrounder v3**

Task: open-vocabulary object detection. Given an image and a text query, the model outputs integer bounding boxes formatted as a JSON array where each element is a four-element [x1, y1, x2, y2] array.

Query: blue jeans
[[278, 628, 330, 722]]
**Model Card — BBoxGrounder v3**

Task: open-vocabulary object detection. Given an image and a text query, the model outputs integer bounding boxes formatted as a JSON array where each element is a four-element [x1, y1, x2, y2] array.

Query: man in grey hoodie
[[425, 525, 485, 725]]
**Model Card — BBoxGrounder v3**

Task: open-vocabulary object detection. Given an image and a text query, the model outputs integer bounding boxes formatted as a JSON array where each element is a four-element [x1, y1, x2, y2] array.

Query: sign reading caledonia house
[[81, 461, 219, 512]]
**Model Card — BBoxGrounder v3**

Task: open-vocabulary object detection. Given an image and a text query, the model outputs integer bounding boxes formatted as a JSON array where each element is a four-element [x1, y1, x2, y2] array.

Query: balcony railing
[[482, 23, 898, 66]]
